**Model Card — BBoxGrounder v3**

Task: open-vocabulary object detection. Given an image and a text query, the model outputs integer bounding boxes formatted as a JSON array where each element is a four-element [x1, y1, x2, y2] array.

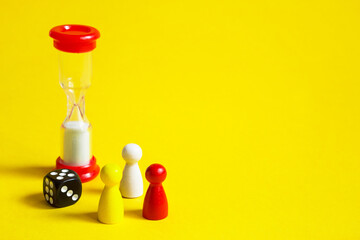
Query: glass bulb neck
[[64, 89, 88, 123], [58, 51, 93, 124]]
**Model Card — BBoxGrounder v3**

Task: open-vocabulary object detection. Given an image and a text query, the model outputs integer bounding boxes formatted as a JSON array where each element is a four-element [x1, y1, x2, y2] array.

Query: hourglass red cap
[[49, 25, 100, 53]]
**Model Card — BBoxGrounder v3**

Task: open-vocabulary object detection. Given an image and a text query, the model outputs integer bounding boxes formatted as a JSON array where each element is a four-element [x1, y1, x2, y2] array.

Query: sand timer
[[49, 25, 100, 182]]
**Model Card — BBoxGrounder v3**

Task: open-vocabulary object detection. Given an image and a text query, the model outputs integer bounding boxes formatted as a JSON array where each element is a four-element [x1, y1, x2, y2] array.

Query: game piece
[[143, 164, 168, 220], [120, 143, 143, 198], [49, 25, 101, 182], [98, 164, 124, 224], [43, 169, 82, 208]]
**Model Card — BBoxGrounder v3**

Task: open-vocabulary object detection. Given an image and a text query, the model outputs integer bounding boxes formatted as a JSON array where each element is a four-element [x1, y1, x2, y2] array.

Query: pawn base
[[56, 156, 100, 183]]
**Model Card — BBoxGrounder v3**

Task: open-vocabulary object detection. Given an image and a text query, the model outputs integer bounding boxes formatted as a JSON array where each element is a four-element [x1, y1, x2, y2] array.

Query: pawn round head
[[100, 163, 122, 186], [122, 143, 142, 164], [145, 164, 167, 184]]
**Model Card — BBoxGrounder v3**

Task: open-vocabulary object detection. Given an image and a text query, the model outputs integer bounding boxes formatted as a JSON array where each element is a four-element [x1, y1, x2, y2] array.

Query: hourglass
[[50, 25, 100, 182]]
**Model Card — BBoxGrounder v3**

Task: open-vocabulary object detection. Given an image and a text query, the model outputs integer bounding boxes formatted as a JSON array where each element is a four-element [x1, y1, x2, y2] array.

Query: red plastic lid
[[49, 25, 100, 53]]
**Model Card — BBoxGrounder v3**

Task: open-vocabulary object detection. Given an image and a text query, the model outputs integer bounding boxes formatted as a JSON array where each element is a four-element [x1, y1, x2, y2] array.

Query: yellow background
[[0, 0, 359, 239]]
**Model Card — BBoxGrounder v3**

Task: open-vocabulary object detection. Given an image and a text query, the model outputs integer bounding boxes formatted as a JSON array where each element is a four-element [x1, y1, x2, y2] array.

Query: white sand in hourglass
[[62, 121, 91, 166]]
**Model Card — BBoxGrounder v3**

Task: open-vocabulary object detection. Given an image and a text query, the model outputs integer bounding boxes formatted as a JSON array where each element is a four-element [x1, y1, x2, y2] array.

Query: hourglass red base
[[55, 156, 100, 183]]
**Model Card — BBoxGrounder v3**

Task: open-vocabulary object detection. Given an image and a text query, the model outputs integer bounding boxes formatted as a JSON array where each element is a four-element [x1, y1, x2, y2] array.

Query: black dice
[[43, 169, 82, 208]]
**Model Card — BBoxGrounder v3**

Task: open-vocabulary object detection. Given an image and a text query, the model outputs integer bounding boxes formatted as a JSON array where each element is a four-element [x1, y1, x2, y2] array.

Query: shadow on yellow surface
[[83, 187, 102, 195], [124, 209, 143, 220], [21, 193, 53, 209], [0, 165, 53, 179]]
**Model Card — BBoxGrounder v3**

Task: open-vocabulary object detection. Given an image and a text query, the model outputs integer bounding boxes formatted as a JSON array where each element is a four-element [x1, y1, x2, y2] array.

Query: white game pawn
[[120, 143, 143, 198]]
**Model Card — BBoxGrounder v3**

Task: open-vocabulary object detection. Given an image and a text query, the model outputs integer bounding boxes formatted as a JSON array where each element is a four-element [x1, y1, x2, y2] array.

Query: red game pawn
[[143, 164, 168, 220]]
